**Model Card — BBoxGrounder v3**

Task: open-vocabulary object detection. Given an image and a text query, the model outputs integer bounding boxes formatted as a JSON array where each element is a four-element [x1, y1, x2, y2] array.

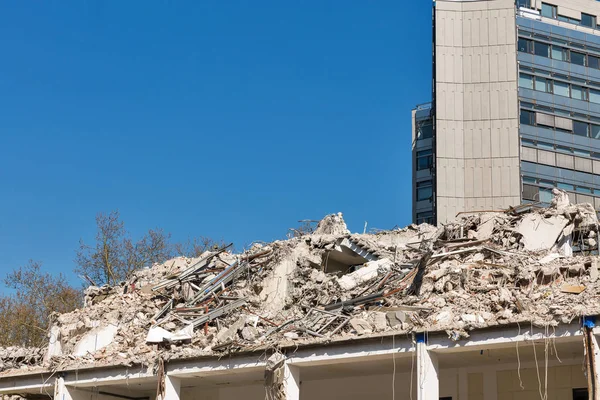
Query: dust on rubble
[[3, 193, 600, 376]]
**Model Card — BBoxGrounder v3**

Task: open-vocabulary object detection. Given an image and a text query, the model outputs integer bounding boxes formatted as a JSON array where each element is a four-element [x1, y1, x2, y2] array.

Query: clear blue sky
[[0, 1, 432, 287]]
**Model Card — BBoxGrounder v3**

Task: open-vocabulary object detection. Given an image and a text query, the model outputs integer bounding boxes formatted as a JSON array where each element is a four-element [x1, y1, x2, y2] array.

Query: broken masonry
[[3, 196, 600, 396]]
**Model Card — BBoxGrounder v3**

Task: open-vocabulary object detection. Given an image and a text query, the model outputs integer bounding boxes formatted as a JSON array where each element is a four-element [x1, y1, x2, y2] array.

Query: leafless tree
[[0, 261, 81, 347], [75, 210, 225, 285], [75, 211, 127, 286], [173, 236, 226, 258]]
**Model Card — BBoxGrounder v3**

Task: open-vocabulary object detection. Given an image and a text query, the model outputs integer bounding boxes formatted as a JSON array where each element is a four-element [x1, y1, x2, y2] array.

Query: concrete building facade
[[413, 0, 600, 225]]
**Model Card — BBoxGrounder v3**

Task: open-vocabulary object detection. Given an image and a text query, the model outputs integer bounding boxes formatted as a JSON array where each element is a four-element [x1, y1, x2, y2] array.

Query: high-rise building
[[412, 0, 600, 225]]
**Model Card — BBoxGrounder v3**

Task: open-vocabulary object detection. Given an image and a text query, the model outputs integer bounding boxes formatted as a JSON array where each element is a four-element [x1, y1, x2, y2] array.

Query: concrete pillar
[[284, 364, 300, 400], [54, 377, 69, 400], [54, 377, 87, 400], [584, 317, 600, 400], [164, 375, 181, 400], [416, 334, 439, 400]]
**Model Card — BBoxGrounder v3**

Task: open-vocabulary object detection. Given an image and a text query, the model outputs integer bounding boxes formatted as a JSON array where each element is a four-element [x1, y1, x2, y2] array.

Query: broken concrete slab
[[517, 214, 569, 251], [74, 324, 118, 356], [337, 258, 392, 291], [349, 318, 372, 335]]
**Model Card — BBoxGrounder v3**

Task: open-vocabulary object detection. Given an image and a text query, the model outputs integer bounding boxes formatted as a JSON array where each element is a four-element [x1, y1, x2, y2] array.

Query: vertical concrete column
[[284, 363, 300, 400], [416, 333, 439, 400], [584, 317, 600, 400], [164, 375, 181, 400], [54, 377, 69, 400], [54, 377, 87, 400]]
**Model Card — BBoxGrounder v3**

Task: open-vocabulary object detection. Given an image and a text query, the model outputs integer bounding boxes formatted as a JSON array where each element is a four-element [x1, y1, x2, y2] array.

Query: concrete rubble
[[2, 191, 600, 378]]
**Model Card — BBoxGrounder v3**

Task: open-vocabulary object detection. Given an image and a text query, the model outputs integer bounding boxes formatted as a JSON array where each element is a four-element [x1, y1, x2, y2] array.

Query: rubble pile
[[2, 189, 600, 375], [0, 347, 45, 372]]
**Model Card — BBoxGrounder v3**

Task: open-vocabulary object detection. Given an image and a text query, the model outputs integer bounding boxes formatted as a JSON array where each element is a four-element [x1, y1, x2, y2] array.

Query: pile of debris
[[0, 347, 44, 372], [3, 190, 600, 374]]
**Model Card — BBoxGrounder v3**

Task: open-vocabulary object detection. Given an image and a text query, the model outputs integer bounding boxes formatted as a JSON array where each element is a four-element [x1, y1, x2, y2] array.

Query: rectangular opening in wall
[[571, 51, 586, 66], [416, 149, 433, 171], [520, 109, 535, 125], [534, 41, 550, 58], [573, 121, 590, 137], [523, 184, 539, 201], [519, 73, 534, 89], [416, 211, 434, 225], [416, 180, 433, 202], [541, 3, 557, 19], [581, 13, 597, 29], [417, 121, 433, 140], [572, 388, 587, 400]]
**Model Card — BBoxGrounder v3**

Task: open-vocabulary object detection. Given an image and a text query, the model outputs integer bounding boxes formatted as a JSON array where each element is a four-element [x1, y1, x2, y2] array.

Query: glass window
[[520, 109, 535, 126], [592, 124, 600, 139], [541, 3, 557, 19], [554, 81, 570, 97], [590, 88, 600, 104], [573, 120, 590, 137], [551, 46, 568, 61], [589, 55, 600, 70], [577, 186, 593, 194], [538, 142, 554, 150], [574, 148, 590, 157], [535, 76, 552, 93], [416, 149, 433, 171], [517, 0, 531, 8], [572, 85, 587, 101], [522, 138, 536, 146], [534, 41, 550, 58], [557, 182, 575, 191], [522, 184, 539, 201], [519, 73, 534, 89], [582, 13, 597, 29], [558, 15, 580, 24], [416, 211, 433, 225], [556, 145, 572, 153], [518, 38, 533, 53], [418, 122, 433, 139], [571, 51, 586, 66], [416, 181, 433, 201], [523, 176, 537, 183], [539, 188, 553, 203]]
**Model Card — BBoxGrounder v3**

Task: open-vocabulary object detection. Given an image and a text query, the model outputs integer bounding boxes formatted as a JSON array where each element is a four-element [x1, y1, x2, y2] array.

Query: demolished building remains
[[2, 192, 600, 399]]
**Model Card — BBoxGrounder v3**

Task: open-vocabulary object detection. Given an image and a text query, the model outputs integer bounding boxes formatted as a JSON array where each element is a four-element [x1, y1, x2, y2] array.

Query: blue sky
[[0, 1, 432, 287]]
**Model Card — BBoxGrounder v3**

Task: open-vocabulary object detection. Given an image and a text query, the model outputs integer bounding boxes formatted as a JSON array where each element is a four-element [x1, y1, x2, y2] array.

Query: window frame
[[582, 13, 597, 29], [571, 51, 587, 67], [520, 109, 535, 126], [534, 41, 550, 58], [573, 120, 590, 137], [541, 3, 557, 19], [518, 38, 533, 54], [416, 181, 433, 202], [416, 149, 433, 171]]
